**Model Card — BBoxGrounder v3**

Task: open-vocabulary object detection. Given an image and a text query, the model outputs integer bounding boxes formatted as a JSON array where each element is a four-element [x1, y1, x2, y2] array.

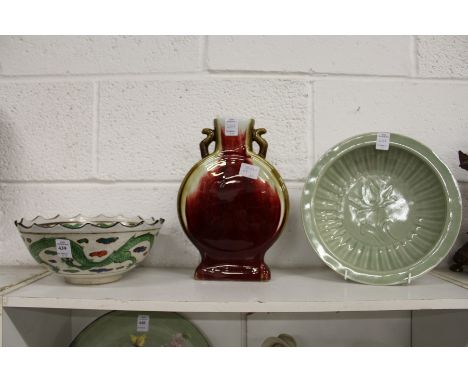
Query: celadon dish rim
[[301, 132, 462, 285]]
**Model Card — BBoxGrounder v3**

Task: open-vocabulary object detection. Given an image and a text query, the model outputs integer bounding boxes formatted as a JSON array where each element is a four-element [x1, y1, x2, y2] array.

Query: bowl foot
[[64, 274, 123, 285]]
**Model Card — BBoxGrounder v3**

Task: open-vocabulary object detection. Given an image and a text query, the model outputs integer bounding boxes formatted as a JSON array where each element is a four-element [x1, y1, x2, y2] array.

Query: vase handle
[[253, 128, 268, 159], [200, 128, 215, 158]]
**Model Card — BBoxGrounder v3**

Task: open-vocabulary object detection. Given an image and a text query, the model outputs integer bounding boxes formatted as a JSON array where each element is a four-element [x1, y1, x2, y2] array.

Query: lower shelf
[[3, 266, 468, 312]]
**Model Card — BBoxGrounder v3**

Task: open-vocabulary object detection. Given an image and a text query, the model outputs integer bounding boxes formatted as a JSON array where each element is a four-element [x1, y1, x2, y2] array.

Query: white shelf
[[3, 267, 468, 313], [0, 266, 49, 296], [432, 269, 468, 289]]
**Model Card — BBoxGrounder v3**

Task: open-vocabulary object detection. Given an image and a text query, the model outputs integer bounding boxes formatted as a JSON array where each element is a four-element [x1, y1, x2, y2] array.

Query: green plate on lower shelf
[[301, 133, 462, 285], [70, 311, 210, 347]]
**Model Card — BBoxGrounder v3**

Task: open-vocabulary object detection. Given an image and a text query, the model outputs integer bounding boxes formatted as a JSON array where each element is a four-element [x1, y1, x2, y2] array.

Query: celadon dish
[[301, 133, 462, 285], [71, 311, 210, 347]]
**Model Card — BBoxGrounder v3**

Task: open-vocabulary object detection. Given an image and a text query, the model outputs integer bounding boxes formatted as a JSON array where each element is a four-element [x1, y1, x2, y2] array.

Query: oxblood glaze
[[184, 127, 282, 281]]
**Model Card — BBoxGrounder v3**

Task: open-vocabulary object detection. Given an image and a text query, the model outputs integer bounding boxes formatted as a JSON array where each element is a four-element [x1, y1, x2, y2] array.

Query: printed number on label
[[376, 132, 390, 150], [55, 239, 72, 258], [239, 163, 260, 179], [225, 118, 239, 136], [136, 315, 150, 332]]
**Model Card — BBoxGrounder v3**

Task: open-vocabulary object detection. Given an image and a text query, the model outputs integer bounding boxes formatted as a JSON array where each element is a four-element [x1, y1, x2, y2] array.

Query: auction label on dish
[[239, 163, 260, 179], [225, 118, 239, 136], [55, 239, 72, 258], [376, 132, 390, 150], [136, 315, 150, 332]]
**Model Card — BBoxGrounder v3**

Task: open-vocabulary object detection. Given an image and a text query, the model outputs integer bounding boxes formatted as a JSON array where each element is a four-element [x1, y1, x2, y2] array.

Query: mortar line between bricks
[[0, 180, 311, 187], [223, 73, 468, 83], [207, 71, 468, 82], [200, 35, 209, 72], [92, 82, 100, 177], [410, 36, 418, 77], [0, 180, 183, 185], [307, 81, 314, 169], [1, 72, 468, 83], [207, 70, 413, 79]]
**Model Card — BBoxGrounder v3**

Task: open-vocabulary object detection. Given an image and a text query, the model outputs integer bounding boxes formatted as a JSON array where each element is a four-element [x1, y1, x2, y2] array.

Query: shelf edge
[[4, 296, 468, 313]]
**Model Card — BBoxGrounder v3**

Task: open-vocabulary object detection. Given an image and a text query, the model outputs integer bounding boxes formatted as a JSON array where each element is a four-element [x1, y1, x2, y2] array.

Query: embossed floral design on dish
[[302, 133, 462, 285], [346, 176, 411, 243]]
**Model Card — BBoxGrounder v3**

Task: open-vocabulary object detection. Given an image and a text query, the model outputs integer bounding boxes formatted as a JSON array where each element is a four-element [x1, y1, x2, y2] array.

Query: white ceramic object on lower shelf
[[15, 215, 165, 285], [261, 333, 297, 347]]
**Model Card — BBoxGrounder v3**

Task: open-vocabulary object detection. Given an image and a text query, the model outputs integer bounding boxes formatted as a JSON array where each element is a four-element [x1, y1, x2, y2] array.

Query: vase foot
[[195, 263, 271, 281]]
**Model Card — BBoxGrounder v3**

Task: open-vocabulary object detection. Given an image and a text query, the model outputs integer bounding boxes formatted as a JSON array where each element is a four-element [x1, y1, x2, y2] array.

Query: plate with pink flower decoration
[[70, 311, 210, 347]]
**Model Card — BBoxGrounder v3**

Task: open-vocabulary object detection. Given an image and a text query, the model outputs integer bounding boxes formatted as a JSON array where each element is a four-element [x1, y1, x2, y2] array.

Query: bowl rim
[[301, 132, 462, 285], [15, 214, 165, 231]]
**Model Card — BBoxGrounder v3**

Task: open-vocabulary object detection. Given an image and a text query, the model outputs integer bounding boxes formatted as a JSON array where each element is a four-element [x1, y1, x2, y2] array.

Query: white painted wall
[[0, 36, 467, 269]]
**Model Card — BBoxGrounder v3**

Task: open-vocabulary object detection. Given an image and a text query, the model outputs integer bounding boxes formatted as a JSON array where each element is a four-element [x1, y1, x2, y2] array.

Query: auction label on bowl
[[136, 315, 150, 332], [376, 132, 391, 150], [55, 239, 73, 258]]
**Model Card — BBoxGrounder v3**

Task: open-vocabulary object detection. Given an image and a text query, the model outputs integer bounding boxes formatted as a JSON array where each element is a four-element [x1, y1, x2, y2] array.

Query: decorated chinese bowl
[[15, 215, 165, 285]]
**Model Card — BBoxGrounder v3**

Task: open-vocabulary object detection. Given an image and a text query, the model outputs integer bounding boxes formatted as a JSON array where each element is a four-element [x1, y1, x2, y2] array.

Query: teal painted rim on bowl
[[301, 133, 462, 285]]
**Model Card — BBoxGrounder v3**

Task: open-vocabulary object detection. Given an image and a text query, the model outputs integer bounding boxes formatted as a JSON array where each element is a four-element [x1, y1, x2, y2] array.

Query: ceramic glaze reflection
[[178, 118, 288, 281], [346, 176, 411, 244], [314, 144, 448, 272], [185, 157, 282, 253]]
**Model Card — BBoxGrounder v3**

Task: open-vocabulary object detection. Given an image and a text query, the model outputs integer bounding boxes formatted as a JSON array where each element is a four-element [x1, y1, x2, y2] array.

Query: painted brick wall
[[0, 36, 467, 268]]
